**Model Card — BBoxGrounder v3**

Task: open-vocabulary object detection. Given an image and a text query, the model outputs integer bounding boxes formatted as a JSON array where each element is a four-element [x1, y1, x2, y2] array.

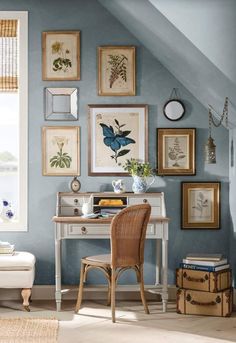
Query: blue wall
[[0, 0, 229, 286]]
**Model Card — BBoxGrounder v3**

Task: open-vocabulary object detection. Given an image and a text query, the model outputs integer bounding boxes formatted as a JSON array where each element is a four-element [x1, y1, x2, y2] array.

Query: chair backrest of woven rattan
[[110, 204, 151, 268]]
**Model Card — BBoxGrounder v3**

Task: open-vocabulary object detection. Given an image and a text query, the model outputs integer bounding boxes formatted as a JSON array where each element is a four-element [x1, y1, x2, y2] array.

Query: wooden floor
[[0, 300, 235, 343]]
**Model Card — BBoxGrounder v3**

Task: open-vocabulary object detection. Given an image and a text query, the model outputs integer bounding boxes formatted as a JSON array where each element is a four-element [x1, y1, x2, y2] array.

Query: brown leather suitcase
[[177, 288, 233, 317], [176, 268, 232, 292]]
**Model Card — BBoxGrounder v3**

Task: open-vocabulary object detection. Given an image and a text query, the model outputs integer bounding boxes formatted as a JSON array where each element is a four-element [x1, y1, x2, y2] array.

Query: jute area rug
[[0, 318, 58, 343]]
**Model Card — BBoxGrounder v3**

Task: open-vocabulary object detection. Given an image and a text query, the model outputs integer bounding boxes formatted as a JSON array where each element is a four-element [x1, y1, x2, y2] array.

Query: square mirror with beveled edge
[[44, 87, 78, 121]]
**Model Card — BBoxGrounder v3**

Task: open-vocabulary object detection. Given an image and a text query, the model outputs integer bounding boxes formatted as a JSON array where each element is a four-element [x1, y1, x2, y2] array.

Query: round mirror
[[163, 99, 185, 121]]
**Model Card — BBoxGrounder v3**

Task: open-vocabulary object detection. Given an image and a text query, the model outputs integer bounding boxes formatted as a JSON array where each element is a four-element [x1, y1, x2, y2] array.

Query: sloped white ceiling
[[99, 0, 236, 126]]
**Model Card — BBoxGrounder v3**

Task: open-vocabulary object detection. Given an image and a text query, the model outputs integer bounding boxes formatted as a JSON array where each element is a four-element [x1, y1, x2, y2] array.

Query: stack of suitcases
[[176, 253, 233, 317]]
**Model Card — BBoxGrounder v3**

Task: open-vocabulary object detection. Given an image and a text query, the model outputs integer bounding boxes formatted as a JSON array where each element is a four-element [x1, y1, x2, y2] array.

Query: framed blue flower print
[[88, 104, 148, 176]]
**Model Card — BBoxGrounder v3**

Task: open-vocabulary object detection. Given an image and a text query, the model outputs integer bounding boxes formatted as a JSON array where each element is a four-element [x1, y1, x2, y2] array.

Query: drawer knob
[[74, 199, 79, 205], [81, 226, 87, 234], [143, 199, 148, 203], [74, 208, 79, 215]]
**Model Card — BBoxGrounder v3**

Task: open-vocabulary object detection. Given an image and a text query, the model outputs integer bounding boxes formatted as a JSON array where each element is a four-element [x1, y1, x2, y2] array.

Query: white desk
[[53, 192, 169, 312]]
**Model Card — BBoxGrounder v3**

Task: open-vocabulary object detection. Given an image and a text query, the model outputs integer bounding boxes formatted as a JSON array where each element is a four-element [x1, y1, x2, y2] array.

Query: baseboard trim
[[0, 285, 177, 301], [1, 286, 235, 307]]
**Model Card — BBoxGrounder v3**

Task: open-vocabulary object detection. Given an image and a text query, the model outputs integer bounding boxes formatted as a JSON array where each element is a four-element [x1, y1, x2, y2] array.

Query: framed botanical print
[[98, 46, 136, 96], [42, 31, 80, 80], [157, 128, 196, 175], [88, 104, 148, 175], [42, 126, 80, 176], [182, 182, 220, 229]]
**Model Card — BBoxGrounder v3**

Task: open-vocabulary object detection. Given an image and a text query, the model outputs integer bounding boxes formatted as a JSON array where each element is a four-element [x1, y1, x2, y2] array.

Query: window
[[0, 12, 28, 231]]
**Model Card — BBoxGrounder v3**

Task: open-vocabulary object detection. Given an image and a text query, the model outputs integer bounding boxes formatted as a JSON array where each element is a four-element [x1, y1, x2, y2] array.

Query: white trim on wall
[[0, 11, 28, 231]]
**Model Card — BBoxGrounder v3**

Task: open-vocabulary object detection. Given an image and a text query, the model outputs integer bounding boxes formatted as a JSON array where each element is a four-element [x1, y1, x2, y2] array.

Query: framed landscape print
[[42, 31, 80, 80], [157, 128, 196, 175], [182, 182, 220, 229], [42, 126, 80, 176], [98, 46, 136, 96], [88, 104, 148, 175]]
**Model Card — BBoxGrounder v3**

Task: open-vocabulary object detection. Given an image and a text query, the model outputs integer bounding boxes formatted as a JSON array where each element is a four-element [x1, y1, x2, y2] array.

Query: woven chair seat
[[82, 254, 111, 266]]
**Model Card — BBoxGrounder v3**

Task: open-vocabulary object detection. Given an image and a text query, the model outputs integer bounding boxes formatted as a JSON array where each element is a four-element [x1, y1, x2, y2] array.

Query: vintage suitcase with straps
[[176, 268, 232, 293], [176, 288, 233, 317]]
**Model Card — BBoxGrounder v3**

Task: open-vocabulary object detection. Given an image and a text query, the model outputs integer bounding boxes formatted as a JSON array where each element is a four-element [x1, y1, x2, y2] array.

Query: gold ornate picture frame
[[182, 182, 220, 229], [42, 31, 80, 81], [88, 104, 148, 176], [157, 128, 196, 175], [42, 126, 80, 176], [98, 46, 136, 96]]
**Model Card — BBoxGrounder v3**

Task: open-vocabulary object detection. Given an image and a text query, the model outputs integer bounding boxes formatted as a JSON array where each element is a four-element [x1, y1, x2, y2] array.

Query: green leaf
[[117, 149, 130, 158], [121, 130, 131, 137]]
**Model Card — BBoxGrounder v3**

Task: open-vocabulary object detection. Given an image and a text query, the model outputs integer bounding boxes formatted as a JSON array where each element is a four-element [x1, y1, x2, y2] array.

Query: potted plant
[[123, 158, 155, 193]]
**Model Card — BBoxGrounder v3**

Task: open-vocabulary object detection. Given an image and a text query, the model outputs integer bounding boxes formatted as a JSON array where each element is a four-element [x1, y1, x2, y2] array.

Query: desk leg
[[55, 224, 62, 312], [161, 222, 168, 312]]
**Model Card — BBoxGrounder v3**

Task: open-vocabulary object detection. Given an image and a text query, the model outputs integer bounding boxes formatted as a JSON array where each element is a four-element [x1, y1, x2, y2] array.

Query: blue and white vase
[[0, 199, 15, 221], [132, 175, 155, 194]]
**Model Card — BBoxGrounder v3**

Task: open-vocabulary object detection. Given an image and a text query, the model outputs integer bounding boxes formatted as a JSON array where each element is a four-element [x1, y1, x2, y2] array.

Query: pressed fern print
[[108, 54, 128, 88]]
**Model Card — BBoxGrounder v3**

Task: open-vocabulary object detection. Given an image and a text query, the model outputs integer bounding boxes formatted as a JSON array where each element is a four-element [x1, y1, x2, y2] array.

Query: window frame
[[0, 11, 28, 231]]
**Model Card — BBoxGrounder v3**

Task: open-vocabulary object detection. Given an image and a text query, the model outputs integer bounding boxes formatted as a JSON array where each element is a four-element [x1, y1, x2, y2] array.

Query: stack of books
[[180, 253, 229, 272], [0, 241, 15, 256]]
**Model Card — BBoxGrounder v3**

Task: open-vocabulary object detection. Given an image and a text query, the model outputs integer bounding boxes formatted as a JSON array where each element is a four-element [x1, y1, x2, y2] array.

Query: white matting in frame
[[88, 105, 148, 176]]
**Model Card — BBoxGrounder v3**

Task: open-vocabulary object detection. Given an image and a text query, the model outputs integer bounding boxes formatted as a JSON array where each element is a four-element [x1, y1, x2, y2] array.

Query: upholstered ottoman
[[0, 251, 35, 311]]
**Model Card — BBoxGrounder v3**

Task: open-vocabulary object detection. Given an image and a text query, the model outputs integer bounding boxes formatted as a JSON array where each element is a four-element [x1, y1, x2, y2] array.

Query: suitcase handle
[[187, 294, 221, 306], [183, 272, 208, 283]]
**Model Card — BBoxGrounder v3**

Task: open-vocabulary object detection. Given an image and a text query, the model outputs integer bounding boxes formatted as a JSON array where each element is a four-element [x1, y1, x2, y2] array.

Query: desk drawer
[[60, 196, 90, 206], [128, 196, 161, 207], [59, 207, 82, 216], [67, 223, 156, 237], [68, 224, 110, 236]]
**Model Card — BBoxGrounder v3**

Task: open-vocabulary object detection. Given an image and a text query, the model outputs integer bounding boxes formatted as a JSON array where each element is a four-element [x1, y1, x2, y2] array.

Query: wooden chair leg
[[139, 265, 149, 314], [111, 268, 116, 323], [21, 288, 31, 312], [107, 279, 111, 306], [75, 262, 86, 313]]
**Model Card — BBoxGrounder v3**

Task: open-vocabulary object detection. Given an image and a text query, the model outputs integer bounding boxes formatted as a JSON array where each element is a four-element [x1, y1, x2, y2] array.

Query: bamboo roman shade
[[0, 20, 18, 91]]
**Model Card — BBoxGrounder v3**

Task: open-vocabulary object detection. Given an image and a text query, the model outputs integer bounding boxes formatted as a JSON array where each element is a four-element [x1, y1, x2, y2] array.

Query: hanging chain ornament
[[205, 97, 229, 164], [209, 97, 228, 129]]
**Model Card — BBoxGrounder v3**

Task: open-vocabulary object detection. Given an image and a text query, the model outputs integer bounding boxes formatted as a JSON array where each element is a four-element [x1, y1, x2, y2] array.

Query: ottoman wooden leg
[[21, 288, 32, 312]]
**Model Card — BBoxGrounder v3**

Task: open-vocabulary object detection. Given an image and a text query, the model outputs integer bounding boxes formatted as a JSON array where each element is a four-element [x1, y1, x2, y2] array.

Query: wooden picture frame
[[88, 104, 148, 176], [157, 128, 196, 175], [182, 182, 220, 229], [42, 126, 80, 176], [98, 46, 136, 96], [42, 31, 80, 81]]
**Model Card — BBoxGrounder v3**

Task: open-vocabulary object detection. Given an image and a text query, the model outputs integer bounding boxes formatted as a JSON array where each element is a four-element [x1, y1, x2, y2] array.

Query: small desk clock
[[70, 176, 81, 193]]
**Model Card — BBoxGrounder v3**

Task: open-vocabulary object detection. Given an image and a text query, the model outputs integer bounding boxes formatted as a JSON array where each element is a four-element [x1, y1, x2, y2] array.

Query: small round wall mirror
[[163, 99, 185, 121]]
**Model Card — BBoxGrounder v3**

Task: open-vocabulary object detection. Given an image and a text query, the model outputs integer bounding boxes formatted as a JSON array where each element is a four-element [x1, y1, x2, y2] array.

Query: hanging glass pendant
[[205, 136, 216, 164]]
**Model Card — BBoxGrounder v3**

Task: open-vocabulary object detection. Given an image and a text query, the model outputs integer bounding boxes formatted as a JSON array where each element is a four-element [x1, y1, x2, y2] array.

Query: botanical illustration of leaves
[[121, 130, 131, 137], [108, 54, 128, 88], [198, 192, 204, 200], [117, 149, 130, 158], [115, 119, 119, 126]]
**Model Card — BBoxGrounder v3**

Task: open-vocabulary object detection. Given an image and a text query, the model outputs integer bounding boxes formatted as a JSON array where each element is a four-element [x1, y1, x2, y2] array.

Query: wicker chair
[[75, 203, 151, 323]]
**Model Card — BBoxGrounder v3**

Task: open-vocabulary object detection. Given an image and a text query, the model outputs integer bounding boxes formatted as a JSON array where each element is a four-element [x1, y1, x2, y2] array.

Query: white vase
[[82, 203, 91, 216], [132, 175, 155, 194]]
